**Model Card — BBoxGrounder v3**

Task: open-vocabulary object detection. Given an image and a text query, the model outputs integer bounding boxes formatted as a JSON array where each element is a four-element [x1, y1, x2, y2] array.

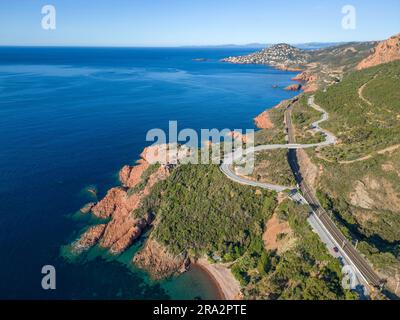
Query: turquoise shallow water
[[0, 47, 298, 299]]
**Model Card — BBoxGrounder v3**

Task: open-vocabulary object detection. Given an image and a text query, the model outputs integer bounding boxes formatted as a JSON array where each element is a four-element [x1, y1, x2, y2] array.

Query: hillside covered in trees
[[307, 61, 400, 293]]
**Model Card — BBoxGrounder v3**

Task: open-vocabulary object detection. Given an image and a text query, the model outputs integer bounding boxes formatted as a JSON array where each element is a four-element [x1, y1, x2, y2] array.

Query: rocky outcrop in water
[[93, 167, 169, 253], [71, 224, 107, 254], [72, 144, 191, 256], [292, 71, 318, 93], [109, 218, 147, 254], [79, 202, 96, 214], [284, 83, 302, 91]]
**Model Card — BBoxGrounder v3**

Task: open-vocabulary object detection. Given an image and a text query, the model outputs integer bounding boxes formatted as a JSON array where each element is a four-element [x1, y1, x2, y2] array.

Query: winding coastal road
[[220, 96, 383, 290], [220, 96, 335, 191]]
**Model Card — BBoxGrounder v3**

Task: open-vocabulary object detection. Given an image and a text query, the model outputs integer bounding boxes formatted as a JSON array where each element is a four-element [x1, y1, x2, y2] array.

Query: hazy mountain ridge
[[181, 42, 345, 50]]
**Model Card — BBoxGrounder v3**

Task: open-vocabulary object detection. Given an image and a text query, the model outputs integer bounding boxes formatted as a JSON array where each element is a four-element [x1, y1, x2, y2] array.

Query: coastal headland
[[68, 33, 400, 300]]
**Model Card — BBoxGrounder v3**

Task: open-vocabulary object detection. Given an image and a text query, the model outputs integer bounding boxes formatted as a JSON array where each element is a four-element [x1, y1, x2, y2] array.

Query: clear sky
[[0, 0, 399, 46]]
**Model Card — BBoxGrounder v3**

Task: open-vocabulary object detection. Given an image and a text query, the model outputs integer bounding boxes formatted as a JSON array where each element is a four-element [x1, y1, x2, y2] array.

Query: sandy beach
[[195, 258, 242, 300]]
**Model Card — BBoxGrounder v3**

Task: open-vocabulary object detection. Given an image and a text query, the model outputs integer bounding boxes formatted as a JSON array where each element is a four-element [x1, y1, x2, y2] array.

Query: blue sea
[[0, 47, 298, 299]]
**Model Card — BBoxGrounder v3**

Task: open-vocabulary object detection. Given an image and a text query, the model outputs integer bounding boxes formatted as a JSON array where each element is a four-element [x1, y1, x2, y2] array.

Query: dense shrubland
[[232, 200, 357, 300], [315, 61, 400, 162]]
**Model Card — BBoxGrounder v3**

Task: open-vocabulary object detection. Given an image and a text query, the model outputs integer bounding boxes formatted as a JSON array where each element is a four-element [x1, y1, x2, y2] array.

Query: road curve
[[220, 95, 383, 290], [220, 96, 335, 191]]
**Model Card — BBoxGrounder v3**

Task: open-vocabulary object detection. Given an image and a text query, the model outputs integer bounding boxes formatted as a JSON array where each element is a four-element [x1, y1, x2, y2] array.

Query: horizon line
[[0, 39, 378, 49]]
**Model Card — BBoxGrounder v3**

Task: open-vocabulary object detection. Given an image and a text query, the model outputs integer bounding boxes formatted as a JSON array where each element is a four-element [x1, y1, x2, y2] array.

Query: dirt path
[[316, 144, 400, 164], [338, 154, 373, 164], [339, 144, 400, 164], [358, 82, 372, 106]]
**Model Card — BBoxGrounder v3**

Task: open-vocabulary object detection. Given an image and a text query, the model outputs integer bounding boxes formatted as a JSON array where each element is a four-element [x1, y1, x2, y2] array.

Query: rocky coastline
[[291, 71, 318, 93], [220, 43, 320, 91], [133, 239, 190, 280], [253, 98, 295, 129], [284, 83, 302, 91], [68, 36, 399, 299], [71, 145, 176, 255], [69, 140, 243, 298], [70, 144, 203, 280], [68, 46, 320, 298]]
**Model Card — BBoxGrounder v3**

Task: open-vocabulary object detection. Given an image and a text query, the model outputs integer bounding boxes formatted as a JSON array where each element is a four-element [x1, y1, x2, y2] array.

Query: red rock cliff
[[357, 33, 400, 70], [292, 71, 318, 93], [254, 99, 292, 129], [254, 110, 274, 129], [72, 144, 175, 255], [133, 239, 190, 280]]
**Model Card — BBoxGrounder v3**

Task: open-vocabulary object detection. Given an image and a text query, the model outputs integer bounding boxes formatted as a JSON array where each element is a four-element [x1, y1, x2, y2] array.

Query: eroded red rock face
[[254, 99, 290, 129], [292, 71, 318, 93], [357, 34, 400, 70], [254, 110, 274, 129], [284, 83, 302, 91], [108, 219, 147, 254], [133, 239, 190, 280], [119, 160, 149, 188], [96, 165, 169, 254], [91, 187, 127, 219]]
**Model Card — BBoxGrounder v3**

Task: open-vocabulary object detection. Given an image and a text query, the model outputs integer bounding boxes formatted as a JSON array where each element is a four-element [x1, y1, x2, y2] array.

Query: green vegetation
[[315, 61, 400, 162], [254, 105, 286, 146], [130, 60, 400, 297], [292, 95, 320, 126], [233, 200, 358, 300], [134, 164, 277, 258], [358, 242, 400, 271], [291, 95, 326, 144], [311, 138, 400, 285], [316, 174, 400, 276], [299, 60, 400, 294], [248, 149, 296, 186], [132, 159, 361, 299], [252, 99, 297, 187], [309, 42, 374, 71], [306, 62, 400, 284], [305, 42, 376, 89], [363, 70, 400, 109]]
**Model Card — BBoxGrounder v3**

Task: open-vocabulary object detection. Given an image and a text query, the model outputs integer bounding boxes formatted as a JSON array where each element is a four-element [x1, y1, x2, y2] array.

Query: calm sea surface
[[0, 47, 298, 299]]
